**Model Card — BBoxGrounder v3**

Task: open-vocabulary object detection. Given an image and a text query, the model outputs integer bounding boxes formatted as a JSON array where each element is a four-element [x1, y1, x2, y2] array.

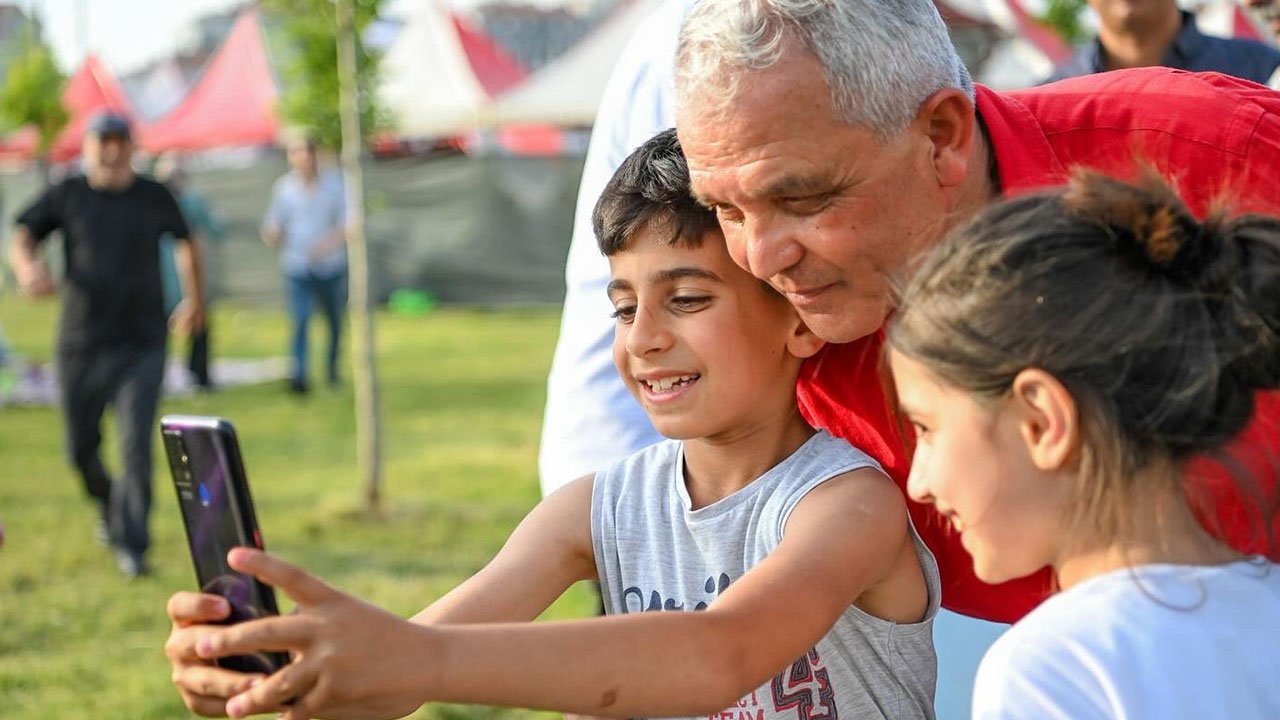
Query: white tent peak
[[492, 0, 665, 128], [379, 0, 493, 138]]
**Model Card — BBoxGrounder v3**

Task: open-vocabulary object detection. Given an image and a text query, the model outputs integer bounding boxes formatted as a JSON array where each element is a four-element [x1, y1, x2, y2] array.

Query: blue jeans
[[285, 270, 346, 386]]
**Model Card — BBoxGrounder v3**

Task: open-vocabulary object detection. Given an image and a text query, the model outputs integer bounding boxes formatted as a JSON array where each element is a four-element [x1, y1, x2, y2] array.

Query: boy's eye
[[910, 421, 930, 439], [610, 305, 636, 323], [670, 295, 711, 312]]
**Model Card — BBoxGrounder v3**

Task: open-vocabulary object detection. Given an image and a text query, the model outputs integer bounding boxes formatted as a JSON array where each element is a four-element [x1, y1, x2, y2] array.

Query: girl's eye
[[910, 421, 930, 439], [671, 295, 711, 312], [611, 305, 636, 323]]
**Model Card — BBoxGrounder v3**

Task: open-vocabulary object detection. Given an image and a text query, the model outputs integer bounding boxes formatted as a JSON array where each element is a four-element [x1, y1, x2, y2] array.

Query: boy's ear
[[786, 316, 826, 359], [1009, 368, 1079, 472]]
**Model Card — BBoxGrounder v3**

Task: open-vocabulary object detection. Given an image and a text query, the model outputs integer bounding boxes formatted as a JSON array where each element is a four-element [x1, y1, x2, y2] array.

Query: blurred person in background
[[5, 111, 205, 578], [261, 134, 347, 395], [1047, 0, 1280, 87], [1244, 0, 1280, 39], [157, 153, 225, 391]]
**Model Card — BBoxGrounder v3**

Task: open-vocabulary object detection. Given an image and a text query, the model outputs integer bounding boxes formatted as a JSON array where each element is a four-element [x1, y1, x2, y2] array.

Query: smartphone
[[160, 415, 290, 675]]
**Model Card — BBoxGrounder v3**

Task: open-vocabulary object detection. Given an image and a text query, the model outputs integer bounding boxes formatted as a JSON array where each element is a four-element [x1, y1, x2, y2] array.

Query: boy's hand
[[196, 548, 431, 720], [165, 591, 264, 717]]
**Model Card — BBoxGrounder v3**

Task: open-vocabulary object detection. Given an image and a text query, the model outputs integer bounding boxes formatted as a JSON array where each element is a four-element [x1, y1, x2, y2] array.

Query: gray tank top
[[591, 430, 940, 720]]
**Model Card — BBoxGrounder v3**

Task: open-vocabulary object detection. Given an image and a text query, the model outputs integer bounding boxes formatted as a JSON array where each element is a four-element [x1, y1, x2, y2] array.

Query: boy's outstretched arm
[[412, 475, 597, 624], [200, 467, 918, 720], [165, 475, 597, 717]]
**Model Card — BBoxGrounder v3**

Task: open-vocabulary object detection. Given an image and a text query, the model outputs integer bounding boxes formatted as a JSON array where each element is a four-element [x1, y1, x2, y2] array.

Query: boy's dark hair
[[593, 129, 720, 256], [889, 168, 1280, 550]]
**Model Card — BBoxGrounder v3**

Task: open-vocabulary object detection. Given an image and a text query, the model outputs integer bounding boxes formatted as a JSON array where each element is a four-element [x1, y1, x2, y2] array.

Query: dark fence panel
[[0, 153, 584, 307]]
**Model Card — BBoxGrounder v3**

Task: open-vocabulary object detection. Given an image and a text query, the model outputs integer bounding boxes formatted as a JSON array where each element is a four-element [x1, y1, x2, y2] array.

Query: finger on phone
[[196, 614, 311, 659], [173, 664, 264, 701], [168, 591, 231, 624], [227, 549, 333, 607], [226, 660, 316, 719]]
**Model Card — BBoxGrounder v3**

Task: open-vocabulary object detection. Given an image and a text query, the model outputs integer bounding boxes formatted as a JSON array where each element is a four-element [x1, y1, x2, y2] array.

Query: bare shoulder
[[786, 466, 908, 541]]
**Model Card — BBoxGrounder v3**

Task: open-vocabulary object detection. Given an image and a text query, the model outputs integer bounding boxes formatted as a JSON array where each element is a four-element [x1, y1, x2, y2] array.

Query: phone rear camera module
[[198, 482, 212, 508]]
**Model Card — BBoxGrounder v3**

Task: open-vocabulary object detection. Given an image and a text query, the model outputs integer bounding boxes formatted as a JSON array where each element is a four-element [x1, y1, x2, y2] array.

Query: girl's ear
[[1010, 368, 1079, 472], [786, 315, 826, 359]]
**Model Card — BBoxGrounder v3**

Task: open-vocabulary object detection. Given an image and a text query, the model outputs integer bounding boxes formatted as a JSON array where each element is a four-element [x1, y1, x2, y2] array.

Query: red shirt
[[797, 69, 1280, 623]]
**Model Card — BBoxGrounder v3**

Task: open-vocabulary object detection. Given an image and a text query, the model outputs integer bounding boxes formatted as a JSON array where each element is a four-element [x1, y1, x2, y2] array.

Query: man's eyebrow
[[606, 278, 632, 294], [652, 267, 722, 284], [757, 174, 833, 198]]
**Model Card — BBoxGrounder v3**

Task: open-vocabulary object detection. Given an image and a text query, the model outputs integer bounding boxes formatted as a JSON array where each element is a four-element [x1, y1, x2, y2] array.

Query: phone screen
[[163, 421, 289, 674]]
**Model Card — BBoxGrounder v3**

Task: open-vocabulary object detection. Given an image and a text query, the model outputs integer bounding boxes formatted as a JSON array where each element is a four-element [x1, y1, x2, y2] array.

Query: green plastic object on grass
[[388, 288, 438, 317]]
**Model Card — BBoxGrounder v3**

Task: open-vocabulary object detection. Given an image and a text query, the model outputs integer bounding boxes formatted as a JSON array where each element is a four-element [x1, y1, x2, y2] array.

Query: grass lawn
[[0, 296, 596, 719]]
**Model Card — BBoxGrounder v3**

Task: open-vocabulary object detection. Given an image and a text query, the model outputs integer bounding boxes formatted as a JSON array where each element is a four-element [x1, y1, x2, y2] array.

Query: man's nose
[[735, 216, 804, 282]]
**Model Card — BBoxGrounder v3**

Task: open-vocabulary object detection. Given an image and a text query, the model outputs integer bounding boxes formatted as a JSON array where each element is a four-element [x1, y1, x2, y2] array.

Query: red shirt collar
[[974, 83, 1068, 198]]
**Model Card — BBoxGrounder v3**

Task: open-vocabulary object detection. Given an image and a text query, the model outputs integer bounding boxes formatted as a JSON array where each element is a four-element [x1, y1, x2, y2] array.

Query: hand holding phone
[[161, 415, 290, 675]]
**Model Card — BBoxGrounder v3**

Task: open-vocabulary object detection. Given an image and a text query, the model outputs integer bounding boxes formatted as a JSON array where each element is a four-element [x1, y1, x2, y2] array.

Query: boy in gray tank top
[[164, 129, 939, 720]]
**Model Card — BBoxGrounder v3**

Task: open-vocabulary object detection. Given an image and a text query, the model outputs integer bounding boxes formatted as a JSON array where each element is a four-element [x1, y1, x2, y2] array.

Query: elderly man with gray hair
[[674, 0, 1280, 625]]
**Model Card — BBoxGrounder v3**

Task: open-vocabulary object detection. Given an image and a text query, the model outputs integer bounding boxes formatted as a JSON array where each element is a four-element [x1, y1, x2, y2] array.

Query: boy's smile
[[606, 226, 813, 442]]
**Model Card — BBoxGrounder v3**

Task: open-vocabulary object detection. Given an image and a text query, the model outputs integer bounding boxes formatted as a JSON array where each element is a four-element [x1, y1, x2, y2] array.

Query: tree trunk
[[335, 0, 382, 511]]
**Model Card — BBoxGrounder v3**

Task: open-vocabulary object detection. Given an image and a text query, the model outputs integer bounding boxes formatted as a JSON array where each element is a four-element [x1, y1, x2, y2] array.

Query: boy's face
[[607, 227, 818, 440]]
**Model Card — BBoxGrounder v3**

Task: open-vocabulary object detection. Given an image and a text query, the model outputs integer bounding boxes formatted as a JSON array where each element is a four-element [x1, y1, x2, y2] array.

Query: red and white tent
[[379, 0, 529, 138], [0, 54, 136, 164], [491, 0, 664, 128], [139, 8, 279, 153], [49, 54, 138, 162]]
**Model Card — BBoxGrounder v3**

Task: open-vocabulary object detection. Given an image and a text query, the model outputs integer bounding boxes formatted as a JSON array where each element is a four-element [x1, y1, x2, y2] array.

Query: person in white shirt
[[887, 168, 1280, 719], [538, 0, 696, 496]]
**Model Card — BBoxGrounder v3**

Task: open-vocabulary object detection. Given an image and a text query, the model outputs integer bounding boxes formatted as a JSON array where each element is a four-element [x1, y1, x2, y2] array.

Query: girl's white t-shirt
[[972, 558, 1280, 720]]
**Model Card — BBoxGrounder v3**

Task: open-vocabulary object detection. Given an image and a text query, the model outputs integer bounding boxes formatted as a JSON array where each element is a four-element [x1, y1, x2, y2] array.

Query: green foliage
[[262, 0, 385, 149], [1040, 0, 1090, 45], [0, 41, 69, 155], [0, 298, 594, 719]]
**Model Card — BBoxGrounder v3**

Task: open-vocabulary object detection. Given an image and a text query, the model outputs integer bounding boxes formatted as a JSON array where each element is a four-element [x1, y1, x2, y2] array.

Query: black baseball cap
[[87, 111, 132, 141]]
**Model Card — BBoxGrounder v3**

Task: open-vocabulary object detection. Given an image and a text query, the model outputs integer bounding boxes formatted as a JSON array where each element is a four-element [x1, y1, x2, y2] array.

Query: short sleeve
[[15, 182, 65, 242], [971, 628, 1111, 720], [155, 184, 192, 242]]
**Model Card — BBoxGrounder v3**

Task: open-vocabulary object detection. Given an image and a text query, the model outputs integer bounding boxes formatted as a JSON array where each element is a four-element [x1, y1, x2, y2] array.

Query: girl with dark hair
[[887, 169, 1280, 719]]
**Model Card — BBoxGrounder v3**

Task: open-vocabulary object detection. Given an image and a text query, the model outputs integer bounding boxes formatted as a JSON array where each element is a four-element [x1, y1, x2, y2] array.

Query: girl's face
[[889, 350, 1072, 584]]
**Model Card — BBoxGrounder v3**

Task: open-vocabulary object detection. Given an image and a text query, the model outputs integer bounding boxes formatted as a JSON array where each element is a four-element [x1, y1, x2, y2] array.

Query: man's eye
[[611, 306, 636, 323], [782, 195, 831, 215], [713, 205, 744, 224]]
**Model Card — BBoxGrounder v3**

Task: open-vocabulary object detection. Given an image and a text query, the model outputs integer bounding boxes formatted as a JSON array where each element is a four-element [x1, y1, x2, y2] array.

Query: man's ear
[[1010, 368, 1079, 472], [914, 88, 977, 189], [786, 315, 826, 360]]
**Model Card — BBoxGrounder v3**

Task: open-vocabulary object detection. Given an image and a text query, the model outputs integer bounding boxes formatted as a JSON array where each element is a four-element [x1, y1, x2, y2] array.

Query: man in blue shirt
[[1047, 1, 1280, 87], [262, 135, 347, 395]]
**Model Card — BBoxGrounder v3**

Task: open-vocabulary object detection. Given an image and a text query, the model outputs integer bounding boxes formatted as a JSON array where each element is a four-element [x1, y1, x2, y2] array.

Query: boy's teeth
[[649, 375, 696, 392]]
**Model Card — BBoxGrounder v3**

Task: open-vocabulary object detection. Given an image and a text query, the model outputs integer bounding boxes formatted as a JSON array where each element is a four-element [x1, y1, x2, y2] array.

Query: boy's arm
[[202, 467, 918, 719], [165, 475, 596, 716], [412, 474, 598, 624]]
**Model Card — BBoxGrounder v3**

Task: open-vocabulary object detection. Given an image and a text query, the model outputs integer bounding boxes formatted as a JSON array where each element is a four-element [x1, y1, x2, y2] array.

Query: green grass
[[0, 296, 596, 719]]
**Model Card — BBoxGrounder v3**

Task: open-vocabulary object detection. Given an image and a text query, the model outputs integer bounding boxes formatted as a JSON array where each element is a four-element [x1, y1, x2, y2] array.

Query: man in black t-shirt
[[6, 112, 205, 578]]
